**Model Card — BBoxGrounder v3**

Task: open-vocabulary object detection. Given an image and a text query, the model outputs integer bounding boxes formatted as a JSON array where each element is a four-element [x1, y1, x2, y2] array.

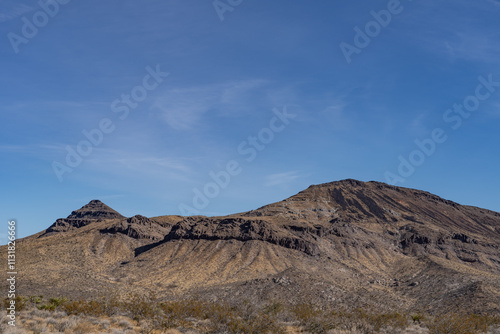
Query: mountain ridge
[[3, 179, 500, 315]]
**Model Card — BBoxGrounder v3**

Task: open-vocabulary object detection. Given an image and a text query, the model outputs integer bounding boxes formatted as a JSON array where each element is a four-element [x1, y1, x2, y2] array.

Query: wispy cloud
[[399, 1, 500, 65], [415, 30, 498, 65], [0, 144, 63, 156], [82, 148, 195, 183], [486, 0, 500, 6], [220, 79, 268, 105], [152, 91, 212, 131], [151, 80, 269, 130], [320, 101, 351, 130], [114, 155, 192, 174], [409, 112, 432, 137], [0, 2, 34, 23], [0, 144, 32, 153], [265, 171, 301, 187], [446, 32, 500, 64]]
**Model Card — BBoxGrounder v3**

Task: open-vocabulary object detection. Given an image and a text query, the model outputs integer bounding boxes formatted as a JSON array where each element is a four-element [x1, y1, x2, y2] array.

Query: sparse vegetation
[[1, 294, 499, 333]]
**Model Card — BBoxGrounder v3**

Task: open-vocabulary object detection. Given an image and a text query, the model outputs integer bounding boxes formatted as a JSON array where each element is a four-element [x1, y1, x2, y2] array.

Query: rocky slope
[[2, 179, 499, 315]]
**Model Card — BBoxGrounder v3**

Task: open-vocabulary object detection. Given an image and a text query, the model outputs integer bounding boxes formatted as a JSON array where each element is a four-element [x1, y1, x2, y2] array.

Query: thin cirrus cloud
[[59, 147, 198, 195], [0, 144, 33, 153], [265, 171, 302, 187], [83, 147, 194, 178], [0, 2, 34, 23], [0, 142, 194, 185], [442, 32, 500, 64], [319, 102, 351, 130], [398, 2, 500, 66], [151, 80, 270, 131], [0, 144, 65, 159]]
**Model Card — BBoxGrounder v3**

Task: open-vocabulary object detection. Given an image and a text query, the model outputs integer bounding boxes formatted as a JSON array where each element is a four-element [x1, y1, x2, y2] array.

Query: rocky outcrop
[[101, 215, 171, 241], [164, 217, 320, 256], [44, 218, 95, 234]]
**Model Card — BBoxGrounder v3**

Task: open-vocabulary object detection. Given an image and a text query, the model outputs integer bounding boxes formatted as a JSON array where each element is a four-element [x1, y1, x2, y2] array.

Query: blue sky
[[1, 0, 499, 241]]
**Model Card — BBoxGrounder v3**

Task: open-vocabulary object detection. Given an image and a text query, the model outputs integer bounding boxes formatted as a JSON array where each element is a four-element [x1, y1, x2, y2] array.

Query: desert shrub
[[367, 312, 408, 331], [25, 319, 48, 333], [48, 297, 66, 307], [157, 298, 286, 333], [7, 293, 500, 334], [412, 314, 425, 323], [71, 320, 97, 334], [426, 313, 500, 334], [118, 318, 134, 328], [35, 296, 67, 312], [159, 298, 216, 328], [3, 295, 27, 312], [304, 318, 337, 334], [262, 301, 285, 316], [29, 295, 44, 306], [62, 299, 109, 317], [291, 302, 322, 322], [121, 292, 160, 321], [38, 303, 56, 311], [25, 307, 50, 319], [225, 313, 286, 334], [53, 317, 78, 332], [288, 306, 411, 333], [100, 318, 111, 330], [52, 310, 67, 319], [208, 308, 285, 334]]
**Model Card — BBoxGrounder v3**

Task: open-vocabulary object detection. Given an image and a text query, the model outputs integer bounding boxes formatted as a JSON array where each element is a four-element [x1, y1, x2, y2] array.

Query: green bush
[[48, 297, 66, 307], [29, 295, 43, 305], [2, 295, 27, 311], [412, 313, 424, 323], [38, 303, 56, 311]]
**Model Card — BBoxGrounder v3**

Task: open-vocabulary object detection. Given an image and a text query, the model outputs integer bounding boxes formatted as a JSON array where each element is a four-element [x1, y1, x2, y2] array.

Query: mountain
[[2, 180, 500, 315], [42, 199, 125, 236]]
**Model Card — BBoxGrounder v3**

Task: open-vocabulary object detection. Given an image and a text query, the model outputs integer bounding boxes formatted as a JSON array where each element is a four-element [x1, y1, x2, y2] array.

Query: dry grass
[[1, 295, 499, 334]]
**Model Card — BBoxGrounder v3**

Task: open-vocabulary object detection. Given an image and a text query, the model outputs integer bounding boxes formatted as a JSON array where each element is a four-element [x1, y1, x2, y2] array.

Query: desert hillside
[[2, 179, 500, 315]]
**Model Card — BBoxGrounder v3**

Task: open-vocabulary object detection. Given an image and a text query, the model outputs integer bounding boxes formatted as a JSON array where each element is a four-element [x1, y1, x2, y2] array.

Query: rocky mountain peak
[[243, 179, 499, 238], [67, 200, 124, 220], [42, 200, 125, 236]]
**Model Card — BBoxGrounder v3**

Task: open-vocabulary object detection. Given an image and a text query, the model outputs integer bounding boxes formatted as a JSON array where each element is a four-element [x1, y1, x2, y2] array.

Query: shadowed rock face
[[10, 179, 500, 314], [101, 215, 171, 241], [164, 217, 320, 255]]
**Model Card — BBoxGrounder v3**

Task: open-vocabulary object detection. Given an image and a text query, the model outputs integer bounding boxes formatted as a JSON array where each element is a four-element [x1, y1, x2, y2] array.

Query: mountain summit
[[67, 199, 124, 220], [248, 179, 499, 238], [4, 180, 500, 314], [43, 199, 124, 235]]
